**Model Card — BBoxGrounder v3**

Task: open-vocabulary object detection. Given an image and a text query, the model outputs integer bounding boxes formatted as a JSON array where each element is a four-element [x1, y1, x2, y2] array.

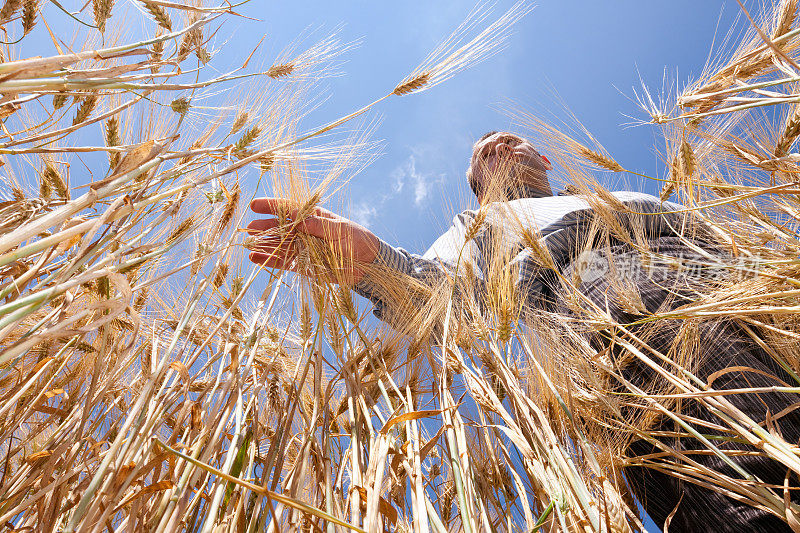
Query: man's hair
[[467, 131, 498, 198], [477, 130, 498, 143]]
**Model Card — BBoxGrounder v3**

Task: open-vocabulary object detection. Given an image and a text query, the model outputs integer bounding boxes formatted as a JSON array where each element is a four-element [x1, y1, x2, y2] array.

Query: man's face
[[468, 132, 552, 201]]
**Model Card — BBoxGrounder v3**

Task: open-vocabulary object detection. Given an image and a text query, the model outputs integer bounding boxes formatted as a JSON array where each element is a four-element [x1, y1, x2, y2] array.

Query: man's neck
[[478, 184, 553, 205], [509, 185, 552, 200]]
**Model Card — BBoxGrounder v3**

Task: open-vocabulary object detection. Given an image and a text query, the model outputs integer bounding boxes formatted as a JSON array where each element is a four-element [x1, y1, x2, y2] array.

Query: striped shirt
[[354, 190, 690, 323]]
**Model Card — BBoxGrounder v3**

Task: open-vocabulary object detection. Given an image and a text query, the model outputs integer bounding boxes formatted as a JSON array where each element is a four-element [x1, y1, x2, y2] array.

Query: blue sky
[[243, 1, 739, 257]]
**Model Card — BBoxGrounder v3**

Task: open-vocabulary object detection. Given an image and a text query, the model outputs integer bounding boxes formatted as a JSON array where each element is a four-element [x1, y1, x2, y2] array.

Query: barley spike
[[393, 72, 430, 95], [72, 94, 97, 126], [21, 0, 37, 34], [141, 0, 171, 31]]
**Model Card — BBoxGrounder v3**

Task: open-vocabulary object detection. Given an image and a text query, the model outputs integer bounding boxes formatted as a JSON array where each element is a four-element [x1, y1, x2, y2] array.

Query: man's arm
[[351, 237, 459, 326], [247, 197, 455, 328]]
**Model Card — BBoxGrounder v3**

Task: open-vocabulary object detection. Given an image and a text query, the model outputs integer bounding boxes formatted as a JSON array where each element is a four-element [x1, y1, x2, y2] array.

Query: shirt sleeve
[[352, 238, 454, 324], [351, 208, 482, 330]]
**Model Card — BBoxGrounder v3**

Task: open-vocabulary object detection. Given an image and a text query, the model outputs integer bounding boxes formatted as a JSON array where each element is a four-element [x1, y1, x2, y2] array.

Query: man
[[248, 131, 800, 532], [247, 132, 688, 322]]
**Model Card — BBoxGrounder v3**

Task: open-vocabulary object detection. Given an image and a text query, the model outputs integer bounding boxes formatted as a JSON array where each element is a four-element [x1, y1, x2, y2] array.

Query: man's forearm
[[353, 238, 451, 327]]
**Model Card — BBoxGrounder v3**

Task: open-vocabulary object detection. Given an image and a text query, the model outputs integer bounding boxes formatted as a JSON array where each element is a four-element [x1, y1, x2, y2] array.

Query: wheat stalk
[[0, 0, 21, 22], [267, 63, 295, 79], [72, 93, 97, 125], [776, 105, 800, 156], [141, 0, 172, 31], [105, 117, 121, 168], [92, 0, 113, 33], [393, 72, 430, 96], [577, 146, 625, 172], [21, 0, 37, 34]]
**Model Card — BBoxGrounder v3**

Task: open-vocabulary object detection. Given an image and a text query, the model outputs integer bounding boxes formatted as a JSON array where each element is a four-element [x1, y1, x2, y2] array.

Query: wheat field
[[2, 1, 800, 531]]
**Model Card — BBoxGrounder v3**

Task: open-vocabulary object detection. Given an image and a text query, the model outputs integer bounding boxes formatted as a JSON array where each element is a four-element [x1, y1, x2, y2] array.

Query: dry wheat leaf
[[24, 450, 52, 463], [353, 486, 398, 525], [379, 407, 456, 435]]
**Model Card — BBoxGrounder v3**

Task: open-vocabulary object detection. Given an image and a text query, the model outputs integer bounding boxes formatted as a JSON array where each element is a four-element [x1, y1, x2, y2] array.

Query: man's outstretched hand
[[247, 197, 379, 286]]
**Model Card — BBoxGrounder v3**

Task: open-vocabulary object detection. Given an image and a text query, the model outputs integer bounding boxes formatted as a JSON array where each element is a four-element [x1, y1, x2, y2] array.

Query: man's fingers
[[249, 209, 343, 243], [250, 197, 329, 218], [246, 218, 280, 233], [250, 198, 289, 215], [298, 216, 336, 240], [247, 240, 293, 255], [248, 216, 337, 244], [248, 251, 295, 270]]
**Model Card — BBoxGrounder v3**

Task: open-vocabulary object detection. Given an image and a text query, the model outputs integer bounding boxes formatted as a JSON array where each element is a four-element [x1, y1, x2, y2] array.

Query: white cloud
[[410, 158, 429, 206], [391, 169, 405, 194], [351, 203, 378, 228], [351, 149, 445, 227], [392, 153, 443, 208]]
